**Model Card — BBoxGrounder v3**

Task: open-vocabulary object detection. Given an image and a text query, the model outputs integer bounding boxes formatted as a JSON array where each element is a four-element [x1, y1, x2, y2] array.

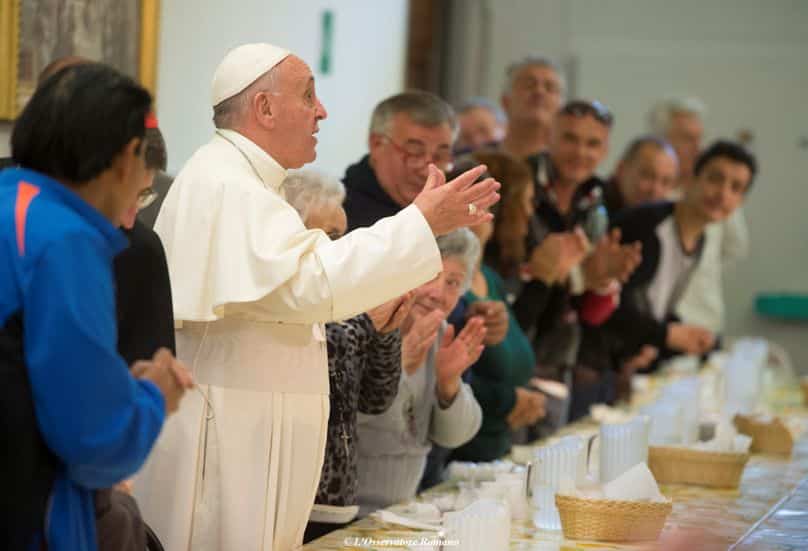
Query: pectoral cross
[[341, 426, 351, 458]]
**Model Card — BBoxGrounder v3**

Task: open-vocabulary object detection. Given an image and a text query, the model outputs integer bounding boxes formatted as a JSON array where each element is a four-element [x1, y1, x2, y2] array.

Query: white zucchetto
[[211, 43, 290, 107]]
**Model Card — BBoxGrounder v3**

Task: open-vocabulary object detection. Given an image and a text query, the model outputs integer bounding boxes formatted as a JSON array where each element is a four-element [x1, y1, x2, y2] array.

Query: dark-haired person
[[648, 97, 749, 335], [449, 152, 546, 462], [578, 136, 679, 401], [0, 55, 91, 172], [516, 100, 642, 428], [604, 140, 757, 370], [94, 116, 176, 551], [114, 115, 175, 367], [0, 62, 192, 551]]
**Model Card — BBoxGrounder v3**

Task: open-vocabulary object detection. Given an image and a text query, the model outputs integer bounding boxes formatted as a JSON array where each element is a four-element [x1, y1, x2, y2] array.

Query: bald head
[[616, 136, 678, 207]]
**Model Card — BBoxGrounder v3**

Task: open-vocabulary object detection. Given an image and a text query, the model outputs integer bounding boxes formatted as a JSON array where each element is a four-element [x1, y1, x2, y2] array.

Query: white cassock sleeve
[[226, 201, 442, 323], [156, 147, 441, 324]]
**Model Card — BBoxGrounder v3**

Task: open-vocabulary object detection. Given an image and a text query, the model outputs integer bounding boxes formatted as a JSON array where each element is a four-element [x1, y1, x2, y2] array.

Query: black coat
[[113, 220, 175, 365], [342, 155, 402, 231]]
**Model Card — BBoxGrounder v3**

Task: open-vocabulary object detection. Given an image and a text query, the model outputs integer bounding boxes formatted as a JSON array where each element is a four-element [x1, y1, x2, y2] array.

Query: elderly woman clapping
[[284, 171, 416, 542], [356, 228, 485, 515]]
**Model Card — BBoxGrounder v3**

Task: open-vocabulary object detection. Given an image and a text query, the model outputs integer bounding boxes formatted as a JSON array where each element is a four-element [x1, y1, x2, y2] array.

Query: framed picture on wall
[[0, 0, 160, 120]]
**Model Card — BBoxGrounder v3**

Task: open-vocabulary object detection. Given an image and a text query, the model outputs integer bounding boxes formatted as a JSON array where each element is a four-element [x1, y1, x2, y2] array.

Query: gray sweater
[[356, 324, 482, 515]]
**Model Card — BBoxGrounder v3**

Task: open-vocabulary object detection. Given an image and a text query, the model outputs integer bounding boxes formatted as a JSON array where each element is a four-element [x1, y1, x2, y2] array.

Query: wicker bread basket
[[648, 446, 749, 488], [733, 414, 794, 455], [555, 494, 672, 542]]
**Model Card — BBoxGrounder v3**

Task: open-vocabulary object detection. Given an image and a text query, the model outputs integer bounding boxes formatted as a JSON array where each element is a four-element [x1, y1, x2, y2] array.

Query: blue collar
[[2, 167, 129, 254]]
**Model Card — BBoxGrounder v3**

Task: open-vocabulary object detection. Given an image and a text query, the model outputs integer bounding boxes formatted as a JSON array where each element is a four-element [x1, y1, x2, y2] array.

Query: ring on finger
[[467, 203, 478, 216]]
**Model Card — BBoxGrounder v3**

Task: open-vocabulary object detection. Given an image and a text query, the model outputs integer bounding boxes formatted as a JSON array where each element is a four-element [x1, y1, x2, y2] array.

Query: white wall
[[156, 0, 408, 177], [450, 0, 808, 370], [1, 0, 409, 176]]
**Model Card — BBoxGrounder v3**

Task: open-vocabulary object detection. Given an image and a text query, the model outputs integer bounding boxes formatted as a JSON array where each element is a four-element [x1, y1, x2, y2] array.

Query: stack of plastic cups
[[599, 416, 650, 484], [643, 400, 682, 445], [662, 378, 701, 444], [443, 498, 510, 551], [531, 438, 583, 530]]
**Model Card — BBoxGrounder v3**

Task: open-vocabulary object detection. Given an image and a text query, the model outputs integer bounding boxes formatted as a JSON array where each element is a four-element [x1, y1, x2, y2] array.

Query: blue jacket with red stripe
[[0, 168, 165, 551]]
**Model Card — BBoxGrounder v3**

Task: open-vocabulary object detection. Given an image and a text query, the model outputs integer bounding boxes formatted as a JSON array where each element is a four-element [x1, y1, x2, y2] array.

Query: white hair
[[213, 65, 283, 129], [369, 90, 458, 139], [647, 97, 707, 136], [282, 170, 346, 223], [457, 96, 507, 125], [436, 228, 480, 292], [503, 55, 566, 97]]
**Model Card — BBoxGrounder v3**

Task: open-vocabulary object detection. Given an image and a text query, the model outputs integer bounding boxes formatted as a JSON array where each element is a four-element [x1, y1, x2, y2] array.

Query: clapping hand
[[401, 309, 444, 374], [435, 317, 486, 404], [132, 348, 194, 414], [466, 300, 508, 345], [527, 230, 590, 284], [506, 387, 547, 429], [666, 323, 716, 356], [557, 228, 591, 281], [622, 345, 659, 374], [368, 292, 417, 334], [582, 228, 642, 290]]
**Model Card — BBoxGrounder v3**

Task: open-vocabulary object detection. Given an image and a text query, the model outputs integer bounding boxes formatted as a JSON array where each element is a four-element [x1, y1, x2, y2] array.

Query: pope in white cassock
[[133, 43, 500, 550]]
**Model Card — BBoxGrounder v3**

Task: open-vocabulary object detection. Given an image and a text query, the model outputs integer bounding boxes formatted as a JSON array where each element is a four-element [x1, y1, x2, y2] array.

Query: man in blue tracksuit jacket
[[0, 63, 191, 550]]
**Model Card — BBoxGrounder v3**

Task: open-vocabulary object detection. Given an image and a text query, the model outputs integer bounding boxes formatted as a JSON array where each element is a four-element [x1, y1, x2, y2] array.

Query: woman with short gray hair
[[356, 228, 485, 515], [283, 170, 346, 238], [284, 170, 416, 543]]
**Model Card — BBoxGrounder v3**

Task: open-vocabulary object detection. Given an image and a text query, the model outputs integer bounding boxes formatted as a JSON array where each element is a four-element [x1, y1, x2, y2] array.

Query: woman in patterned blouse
[[283, 171, 415, 543]]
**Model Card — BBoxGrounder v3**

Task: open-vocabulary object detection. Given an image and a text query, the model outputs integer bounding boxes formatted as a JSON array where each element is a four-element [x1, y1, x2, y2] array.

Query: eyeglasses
[[136, 187, 159, 211], [383, 135, 454, 172], [560, 100, 614, 128]]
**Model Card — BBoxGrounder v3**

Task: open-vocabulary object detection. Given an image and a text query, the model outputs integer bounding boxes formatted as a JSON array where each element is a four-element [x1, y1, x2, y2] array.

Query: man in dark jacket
[[584, 136, 680, 400], [343, 91, 503, 491], [343, 91, 456, 231], [603, 135, 679, 217], [604, 140, 757, 369], [516, 100, 642, 424]]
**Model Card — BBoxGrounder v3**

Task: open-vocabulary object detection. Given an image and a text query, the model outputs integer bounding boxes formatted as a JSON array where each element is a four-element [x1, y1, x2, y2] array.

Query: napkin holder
[[648, 446, 749, 488], [555, 494, 671, 542], [733, 414, 794, 455]]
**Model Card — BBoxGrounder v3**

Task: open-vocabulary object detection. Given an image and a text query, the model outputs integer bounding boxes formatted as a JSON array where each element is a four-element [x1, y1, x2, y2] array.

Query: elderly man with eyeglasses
[[343, 91, 457, 231]]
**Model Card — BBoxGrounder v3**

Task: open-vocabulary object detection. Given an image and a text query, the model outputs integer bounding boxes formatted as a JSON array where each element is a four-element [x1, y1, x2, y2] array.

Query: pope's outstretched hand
[[413, 164, 500, 236]]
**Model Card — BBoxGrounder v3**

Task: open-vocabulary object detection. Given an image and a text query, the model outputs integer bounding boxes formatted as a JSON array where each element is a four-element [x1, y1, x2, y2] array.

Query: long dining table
[[304, 367, 808, 550]]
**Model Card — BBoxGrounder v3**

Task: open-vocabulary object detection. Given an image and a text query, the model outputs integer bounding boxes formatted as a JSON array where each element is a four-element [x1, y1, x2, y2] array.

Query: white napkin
[[590, 404, 633, 424], [733, 434, 753, 453], [602, 462, 666, 502], [394, 502, 442, 523], [693, 419, 751, 453], [532, 378, 570, 399], [372, 509, 442, 531]]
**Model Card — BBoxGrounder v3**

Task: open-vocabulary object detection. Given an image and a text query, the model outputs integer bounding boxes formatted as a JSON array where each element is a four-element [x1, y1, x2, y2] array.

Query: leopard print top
[[316, 314, 401, 507]]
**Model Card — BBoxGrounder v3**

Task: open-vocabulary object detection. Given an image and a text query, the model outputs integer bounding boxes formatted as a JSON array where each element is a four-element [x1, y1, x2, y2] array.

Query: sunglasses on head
[[560, 100, 613, 128]]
